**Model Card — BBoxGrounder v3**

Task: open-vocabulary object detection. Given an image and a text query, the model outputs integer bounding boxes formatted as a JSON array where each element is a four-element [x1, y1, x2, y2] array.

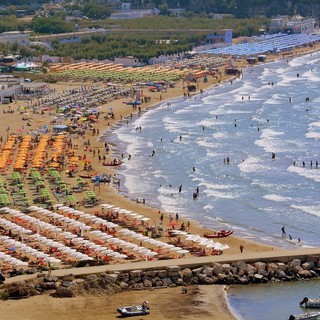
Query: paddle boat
[[117, 301, 150, 317], [204, 230, 233, 238], [300, 297, 320, 308], [289, 311, 320, 320]]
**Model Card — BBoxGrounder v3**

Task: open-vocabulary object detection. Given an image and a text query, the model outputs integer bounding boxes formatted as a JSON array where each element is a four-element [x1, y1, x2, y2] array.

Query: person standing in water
[[281, 226, 286, 237]]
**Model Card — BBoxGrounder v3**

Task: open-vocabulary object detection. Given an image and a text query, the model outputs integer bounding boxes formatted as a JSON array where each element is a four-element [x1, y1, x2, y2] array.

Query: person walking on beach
[[239, 244, 244, 253], [281, 226, 286, 238]]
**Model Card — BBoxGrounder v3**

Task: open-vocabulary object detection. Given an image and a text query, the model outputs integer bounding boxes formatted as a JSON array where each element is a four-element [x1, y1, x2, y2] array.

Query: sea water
[[104, 53, 320, 320], [228, 279, 320, 320], [105, 51, 320, 249], [102, 52, 320, 319]]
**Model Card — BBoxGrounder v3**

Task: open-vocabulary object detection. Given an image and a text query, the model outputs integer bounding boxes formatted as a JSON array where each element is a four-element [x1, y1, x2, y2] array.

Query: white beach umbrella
[[170, 246, 182, 251], [177, 249, 189, 254], [90, 230, 102, 235], [100, 204, 114, 208], [101, 249, 114, 254], [100, 234, 113, 240], [53, 204, 64, 209], [27, 206, 39, 211]]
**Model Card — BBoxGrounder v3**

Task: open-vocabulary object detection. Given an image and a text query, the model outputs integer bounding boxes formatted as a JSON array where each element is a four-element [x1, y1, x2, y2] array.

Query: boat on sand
[[117, 301, 150, 317], [203, 230, 233, 238]]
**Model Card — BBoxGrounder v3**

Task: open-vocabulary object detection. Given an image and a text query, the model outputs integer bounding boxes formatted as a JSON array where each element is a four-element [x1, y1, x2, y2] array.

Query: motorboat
[[289, 311, 320, 320], [117, 301, 150, 317], [300, 297, 320, 308]]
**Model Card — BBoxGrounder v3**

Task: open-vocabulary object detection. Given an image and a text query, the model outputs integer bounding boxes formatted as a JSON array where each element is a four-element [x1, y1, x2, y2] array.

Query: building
[[114, 56, 144, 67], [270, 16, 316, 34], [0, 32, 30, 46], [169, 8, 186, 17], [121, 2, 131, 10], [206, 30, 233, 46], [110, 8, 160, 20], [0, 76, 22, 104]]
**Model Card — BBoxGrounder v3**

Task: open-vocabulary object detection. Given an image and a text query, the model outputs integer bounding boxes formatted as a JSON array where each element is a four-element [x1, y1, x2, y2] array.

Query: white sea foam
[[196, 138, 221, 149], [238, 156, 269, 173], [309, 121, 320, 127], [287, 165, 320, 183], [203, 189, 237, 199], [263, 194, 292, 202], [291, 205, 320, 218], [306, 132, 320, 139]]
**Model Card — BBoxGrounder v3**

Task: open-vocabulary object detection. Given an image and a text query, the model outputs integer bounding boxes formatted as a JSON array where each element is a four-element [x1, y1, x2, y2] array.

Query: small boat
[[300, 297, 320, 308], [102, 161, 123, 167], [289, 311, 320, 320], [79, 174, 94, 179], [117, 302, 150, 317], [204, 230, 233, 238]]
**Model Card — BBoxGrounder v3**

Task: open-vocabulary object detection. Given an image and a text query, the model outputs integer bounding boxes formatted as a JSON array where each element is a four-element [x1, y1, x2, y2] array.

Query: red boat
[[204, 230, 233, 238]]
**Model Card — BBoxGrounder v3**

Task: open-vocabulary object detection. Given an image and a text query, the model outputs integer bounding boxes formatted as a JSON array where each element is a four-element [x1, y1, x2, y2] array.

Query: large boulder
[[162, 277, 173, 286], [232, 261, 247, 271], [222, 264, 231, 274], [129, 270, 142, 280], [302, 261, 314, 270], [192, 267, 203, 275], [211, 263, 222, 276], [158, 270, 168, 278], [298, 270, 312, 278], [203, 277, 215, 284], [202, 266, 213, 277], [43, 274, 59, 283], [143, 279, 153, 288], [246, 264, 257, 274], [167, 266, 181, 278], [104, 273, 118, 283], [267, 263, 278, 273], [275, 269, 287, 279], [254, 262, 266, 273], [119, 281, 129, 289], [291, 259, 301, 267], [143, 270, 157, 277], [180, 268, 193, 278], [277, 263, 287, 271]]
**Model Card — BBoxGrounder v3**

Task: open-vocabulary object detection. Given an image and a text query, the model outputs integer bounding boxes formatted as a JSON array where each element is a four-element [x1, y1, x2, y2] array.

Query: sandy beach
[[0, 43, 319, 319], [0, 285, 236, 320]]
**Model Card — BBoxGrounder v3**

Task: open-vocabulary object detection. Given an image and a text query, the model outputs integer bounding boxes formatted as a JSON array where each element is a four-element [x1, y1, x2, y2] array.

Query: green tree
[[30, 17, 73, 34], [81, 3, 112, 20]]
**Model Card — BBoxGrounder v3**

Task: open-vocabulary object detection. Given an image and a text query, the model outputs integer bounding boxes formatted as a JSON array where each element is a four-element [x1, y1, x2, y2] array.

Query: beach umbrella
[[169, 246, 182, 251], [100, 234, 113, 240], [177, 249, 189, 255]]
